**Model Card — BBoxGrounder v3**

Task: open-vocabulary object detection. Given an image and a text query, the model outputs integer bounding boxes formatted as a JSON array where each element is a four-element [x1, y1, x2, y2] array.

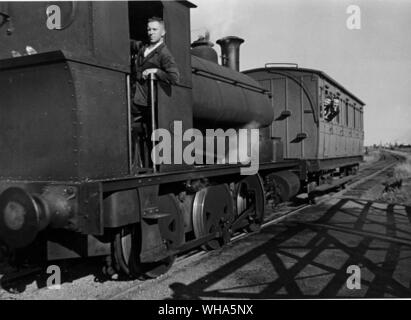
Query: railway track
[[334, 150, 404, 199], [0, 150, 405, 298]]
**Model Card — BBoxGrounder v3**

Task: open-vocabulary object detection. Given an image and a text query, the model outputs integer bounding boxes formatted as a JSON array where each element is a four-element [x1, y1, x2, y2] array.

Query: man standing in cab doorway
[[132, 16, 180, 113], [131, 17, 180, 170]]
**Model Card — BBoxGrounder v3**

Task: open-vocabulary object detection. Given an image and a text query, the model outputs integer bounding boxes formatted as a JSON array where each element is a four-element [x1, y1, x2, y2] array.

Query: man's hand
[[142, 68, 159, 80]]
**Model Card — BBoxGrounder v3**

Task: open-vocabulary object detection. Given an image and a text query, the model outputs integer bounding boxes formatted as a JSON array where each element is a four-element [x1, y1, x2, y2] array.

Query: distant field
[[365, 147, 411, 153], [398, 147, 411, 153]]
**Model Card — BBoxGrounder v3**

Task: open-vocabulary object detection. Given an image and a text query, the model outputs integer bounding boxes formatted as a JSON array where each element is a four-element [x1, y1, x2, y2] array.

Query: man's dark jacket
[[132, 42, 180, 108]]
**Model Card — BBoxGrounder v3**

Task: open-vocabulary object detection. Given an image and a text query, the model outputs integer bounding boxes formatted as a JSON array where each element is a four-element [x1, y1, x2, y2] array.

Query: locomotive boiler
[[0, 0, 362, 279], [191, 36, 272, 129]]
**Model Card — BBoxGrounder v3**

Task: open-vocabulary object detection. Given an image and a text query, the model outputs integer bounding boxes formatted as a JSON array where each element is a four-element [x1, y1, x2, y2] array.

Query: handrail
[[126, 75, 132, 173], [191, 67, 269, 95], [150, 74, 158, 173], [265, 63, 298, 68], [266, 69, 318, 124]]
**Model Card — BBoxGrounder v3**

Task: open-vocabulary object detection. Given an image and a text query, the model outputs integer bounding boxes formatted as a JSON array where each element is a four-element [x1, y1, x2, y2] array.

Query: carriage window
[[342, 100, 345, 124], [345, 101, 349, 127], [358, 109, 361, 130], [361, 110, 364, 130], [353, 107, 356, 129], [319, 87, 323, 118], [359, 110, 362, 129], [362, 110, 364, 130], [335, 98, 341, 124]]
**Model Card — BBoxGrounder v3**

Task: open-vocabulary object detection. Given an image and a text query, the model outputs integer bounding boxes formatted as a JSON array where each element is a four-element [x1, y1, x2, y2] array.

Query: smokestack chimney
[[216, 36, 244, 71]]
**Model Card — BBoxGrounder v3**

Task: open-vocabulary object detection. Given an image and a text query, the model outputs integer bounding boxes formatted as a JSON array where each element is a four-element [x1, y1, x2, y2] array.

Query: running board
[[312, 175, 354, 193]]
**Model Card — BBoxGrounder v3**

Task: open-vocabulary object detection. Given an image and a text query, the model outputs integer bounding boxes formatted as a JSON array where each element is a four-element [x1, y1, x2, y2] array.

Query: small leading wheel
[[192, 184, 234, 250], [113, 226, 177, 279], [235, 175, 265, 232], [113, 225, 143, 278], [113, 194, 184, 279]]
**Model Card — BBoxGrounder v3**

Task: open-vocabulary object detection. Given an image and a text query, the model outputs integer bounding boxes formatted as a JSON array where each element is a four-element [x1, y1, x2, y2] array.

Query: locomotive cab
[[127, 1, 195, 172]]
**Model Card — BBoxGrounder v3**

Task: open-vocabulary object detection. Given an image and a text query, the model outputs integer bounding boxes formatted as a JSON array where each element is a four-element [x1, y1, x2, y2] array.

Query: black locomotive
[[0, 1, 364, 278]]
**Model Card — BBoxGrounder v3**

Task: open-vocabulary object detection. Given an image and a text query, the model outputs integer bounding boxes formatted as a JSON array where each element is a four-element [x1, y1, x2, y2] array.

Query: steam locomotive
[[0, 1, 364, 278]]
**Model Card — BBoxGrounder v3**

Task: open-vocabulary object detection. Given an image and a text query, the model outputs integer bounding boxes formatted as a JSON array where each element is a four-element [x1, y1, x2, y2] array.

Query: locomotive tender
[[0, 1, 364, 278]]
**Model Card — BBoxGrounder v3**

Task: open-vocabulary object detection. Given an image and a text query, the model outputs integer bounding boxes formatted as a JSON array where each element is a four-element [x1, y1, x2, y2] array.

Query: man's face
[[147, 21, 165, 44]]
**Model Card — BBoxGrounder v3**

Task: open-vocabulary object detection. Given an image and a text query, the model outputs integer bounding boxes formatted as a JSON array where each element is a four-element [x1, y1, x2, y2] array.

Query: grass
[[379, 153, 411, 206], [393, 156, 411, 180]]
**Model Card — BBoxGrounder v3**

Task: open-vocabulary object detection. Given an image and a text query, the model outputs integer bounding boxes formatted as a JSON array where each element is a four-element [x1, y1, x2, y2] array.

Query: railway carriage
[[244, 66, 365, 194], [0, 1, 364, 278]]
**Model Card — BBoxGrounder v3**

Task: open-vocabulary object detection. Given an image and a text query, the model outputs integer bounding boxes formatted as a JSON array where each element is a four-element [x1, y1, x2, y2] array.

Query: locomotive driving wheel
[[234, 175, 265, 232], [113, 194, 184, 279], [192, 184, 234, 250]]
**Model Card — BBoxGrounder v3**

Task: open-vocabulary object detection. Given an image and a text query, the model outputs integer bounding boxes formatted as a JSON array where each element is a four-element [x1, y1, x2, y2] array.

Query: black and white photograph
[[0, 0, 410, 304]]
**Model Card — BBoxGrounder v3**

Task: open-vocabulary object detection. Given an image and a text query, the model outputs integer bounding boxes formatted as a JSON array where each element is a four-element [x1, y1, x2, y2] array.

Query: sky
[[190, 0, 411, 146]]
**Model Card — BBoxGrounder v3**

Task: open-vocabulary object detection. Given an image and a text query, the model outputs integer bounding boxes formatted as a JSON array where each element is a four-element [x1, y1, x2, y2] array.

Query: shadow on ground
[[0, 255, 114, 294], [168, 199, 411, 299]]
